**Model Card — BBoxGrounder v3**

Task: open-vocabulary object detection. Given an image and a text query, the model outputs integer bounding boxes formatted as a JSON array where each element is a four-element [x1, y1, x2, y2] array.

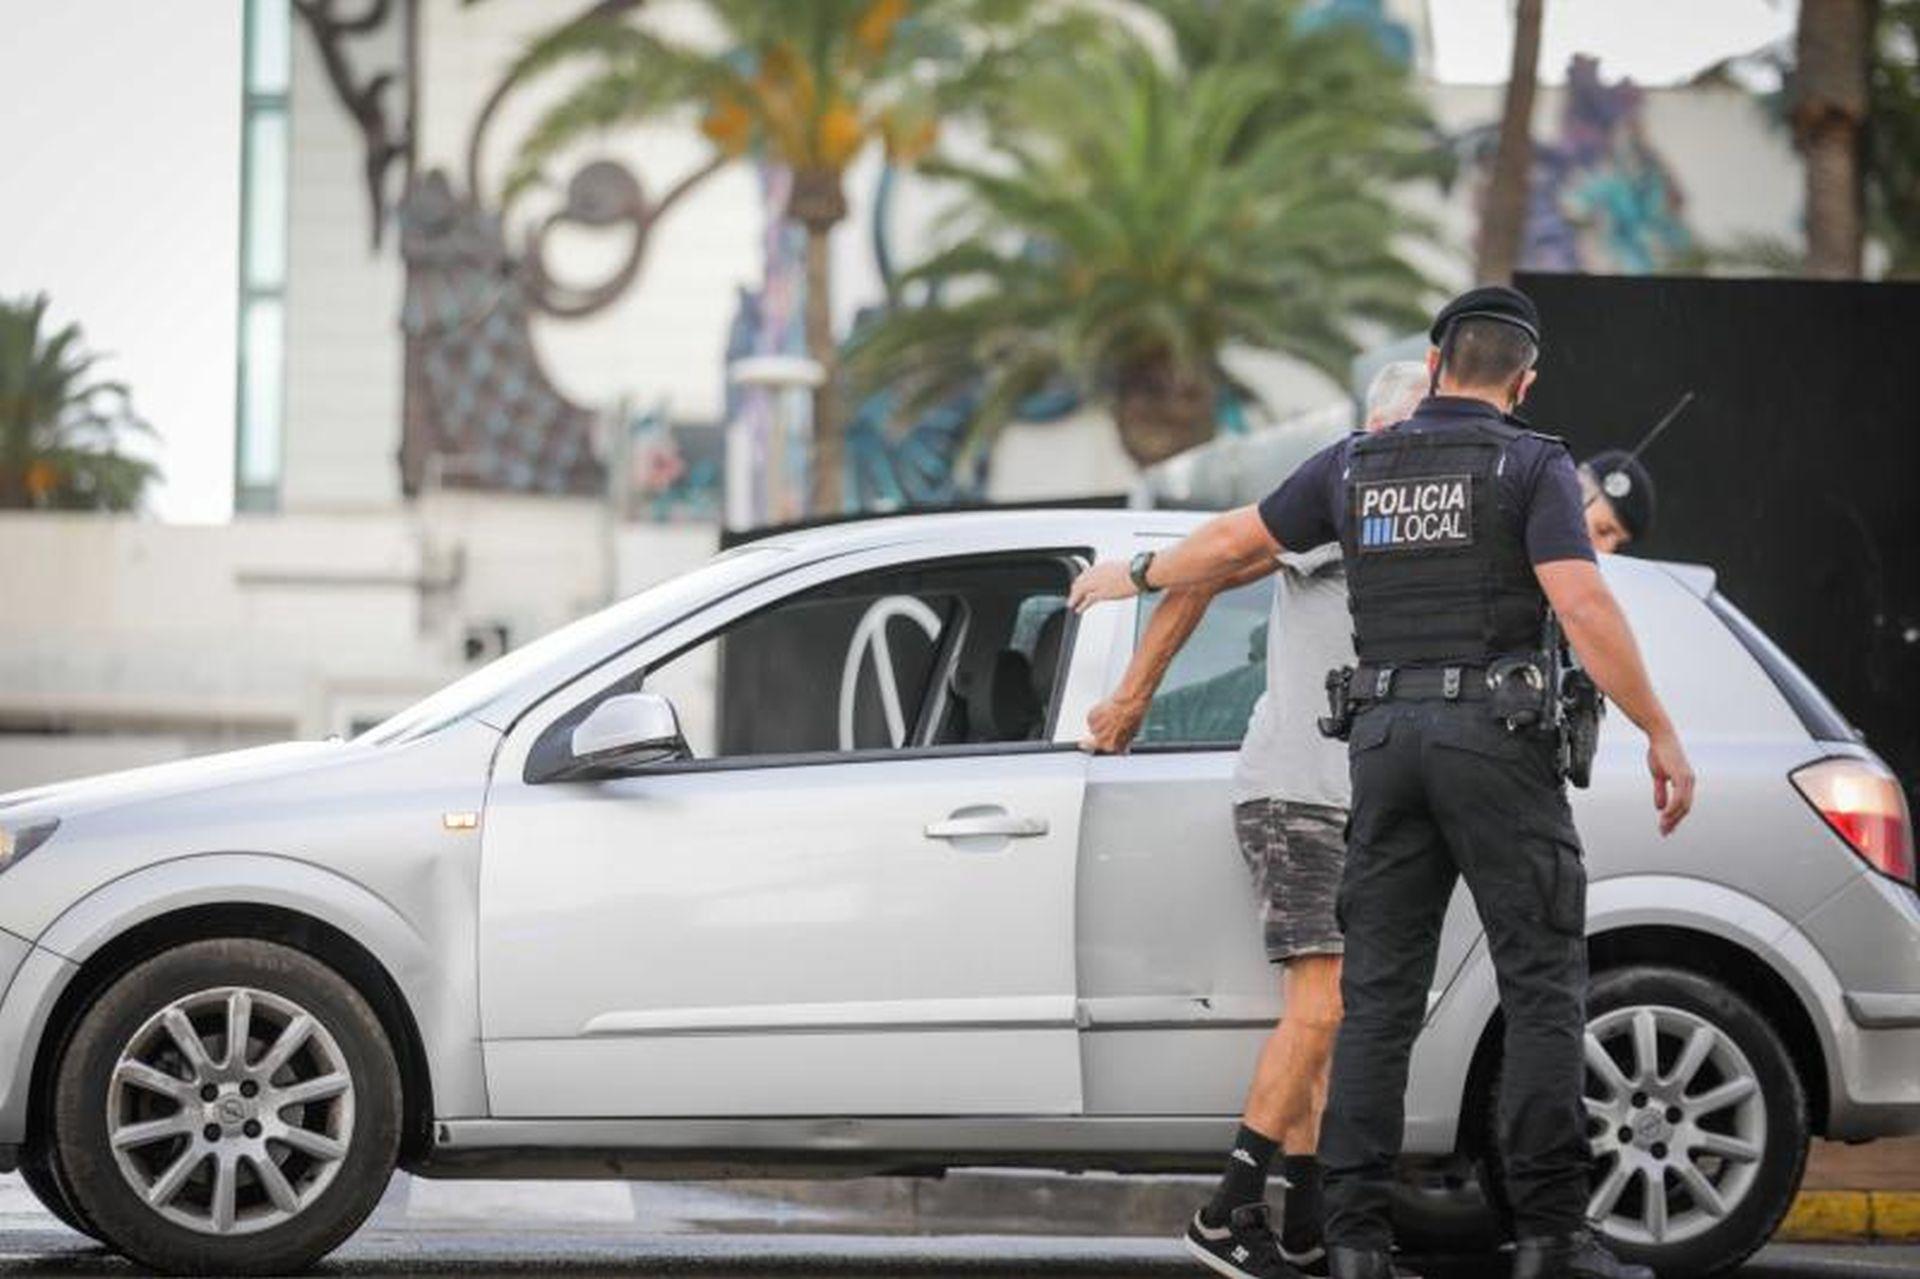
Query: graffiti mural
[[397, 172, 603, 495], [620, 405, 722, 522], [298, 0, 730, 505], [1468, 55, 1694, 275]]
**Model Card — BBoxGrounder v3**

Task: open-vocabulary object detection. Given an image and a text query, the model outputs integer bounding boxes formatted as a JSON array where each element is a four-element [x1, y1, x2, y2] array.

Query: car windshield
[[358, 547, 785, 746]]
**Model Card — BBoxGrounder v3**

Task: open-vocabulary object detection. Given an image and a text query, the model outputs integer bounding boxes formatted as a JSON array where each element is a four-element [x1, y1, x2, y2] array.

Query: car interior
[[526, 553, 1085, 777]]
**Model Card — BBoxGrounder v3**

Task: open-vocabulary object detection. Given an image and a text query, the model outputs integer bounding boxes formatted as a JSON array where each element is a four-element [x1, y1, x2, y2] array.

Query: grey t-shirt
[[1231, 541, 1356, 809]]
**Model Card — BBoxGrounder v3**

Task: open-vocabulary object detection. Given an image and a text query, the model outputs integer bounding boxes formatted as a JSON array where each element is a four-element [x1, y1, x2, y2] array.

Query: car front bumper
[[0, 929, 78, 1152], [0, 927, 29, 1162]]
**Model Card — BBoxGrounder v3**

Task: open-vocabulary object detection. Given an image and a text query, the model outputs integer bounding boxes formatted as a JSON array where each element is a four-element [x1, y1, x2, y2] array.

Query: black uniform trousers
[[1321, 698, 1591, 1250]]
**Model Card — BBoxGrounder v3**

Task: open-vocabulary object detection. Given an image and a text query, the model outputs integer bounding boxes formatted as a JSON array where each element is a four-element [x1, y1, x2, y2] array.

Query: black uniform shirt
[[1257, 396, 1596, 565]]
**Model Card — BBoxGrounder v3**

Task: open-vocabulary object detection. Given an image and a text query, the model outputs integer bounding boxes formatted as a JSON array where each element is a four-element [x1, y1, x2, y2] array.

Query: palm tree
[[1796, 0, 1877, 277], [502, 0, 1046, 514], [1866, 0, 1918, 277], [847, 20, 1434, 470], [1149, 0, 1445, 183], [0, 295, 157, 512], [1476, 0, 1544, 283]]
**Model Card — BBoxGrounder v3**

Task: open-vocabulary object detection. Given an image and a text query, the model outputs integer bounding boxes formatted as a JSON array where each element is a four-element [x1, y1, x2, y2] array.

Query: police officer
[[1578, 450, 1656, 554], [1069, 285, 1696, 1279]]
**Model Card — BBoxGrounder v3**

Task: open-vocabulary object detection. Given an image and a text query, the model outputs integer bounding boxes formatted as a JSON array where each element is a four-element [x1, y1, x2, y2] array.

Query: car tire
[[49, 938, 402, 1276], [1388, 1162, 1505, 1254], [1478, 965, 1808, 1278], [19, 1148, 100, 1240]]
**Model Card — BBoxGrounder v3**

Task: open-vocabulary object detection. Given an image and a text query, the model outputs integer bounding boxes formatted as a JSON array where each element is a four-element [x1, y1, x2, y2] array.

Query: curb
[[1778, 1191, 1920, 1243]]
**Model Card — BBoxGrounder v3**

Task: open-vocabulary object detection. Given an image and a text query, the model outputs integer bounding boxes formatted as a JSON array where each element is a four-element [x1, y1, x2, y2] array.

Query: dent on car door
[[477, 549, 1096, 1119]]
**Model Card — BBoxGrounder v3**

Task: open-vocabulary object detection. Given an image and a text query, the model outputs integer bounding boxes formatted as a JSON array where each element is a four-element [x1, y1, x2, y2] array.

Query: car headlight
[[0, 819, 60, 875]]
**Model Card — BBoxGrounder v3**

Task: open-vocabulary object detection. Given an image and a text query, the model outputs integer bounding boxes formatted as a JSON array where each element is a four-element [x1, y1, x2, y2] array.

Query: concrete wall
[[0, 508, 714, 791]]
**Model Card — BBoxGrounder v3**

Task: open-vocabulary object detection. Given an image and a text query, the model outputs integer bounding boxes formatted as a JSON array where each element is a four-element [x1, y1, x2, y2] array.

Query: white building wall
[[414, 0, 765, 427], [280, 10, 407, 511], [1419, 81, 1803, 290], [381, 6, 1802, 504], [0, 506, 716, 790]]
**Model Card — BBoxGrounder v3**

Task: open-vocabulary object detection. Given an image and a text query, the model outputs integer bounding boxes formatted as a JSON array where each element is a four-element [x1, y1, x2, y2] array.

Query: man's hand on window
[[1069, 559, 1138, 612]]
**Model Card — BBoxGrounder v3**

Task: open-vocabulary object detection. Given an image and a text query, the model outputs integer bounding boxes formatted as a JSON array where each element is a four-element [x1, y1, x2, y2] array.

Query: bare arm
[[1068, 507, 1280, 613], [1536, 558, 1696, 834], [1081, 557, 1281, 753]]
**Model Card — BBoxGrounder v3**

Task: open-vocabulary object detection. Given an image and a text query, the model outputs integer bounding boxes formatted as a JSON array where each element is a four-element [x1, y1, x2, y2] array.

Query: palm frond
[[852, 12, 1441, 453], [0, 294, 157, 510]]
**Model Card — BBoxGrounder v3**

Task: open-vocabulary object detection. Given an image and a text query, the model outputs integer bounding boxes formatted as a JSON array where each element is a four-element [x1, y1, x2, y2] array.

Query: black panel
[[1516, 272, 1920, 806]]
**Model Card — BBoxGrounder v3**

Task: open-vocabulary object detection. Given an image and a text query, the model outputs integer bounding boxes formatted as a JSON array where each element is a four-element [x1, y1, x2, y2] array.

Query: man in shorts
[[1081, 362, 1430, 1279]]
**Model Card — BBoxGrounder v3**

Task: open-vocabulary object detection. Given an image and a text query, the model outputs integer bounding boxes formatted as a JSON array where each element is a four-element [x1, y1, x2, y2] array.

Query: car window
[[1136, 578, 1272, 748], [535, 553, 1084, 774]]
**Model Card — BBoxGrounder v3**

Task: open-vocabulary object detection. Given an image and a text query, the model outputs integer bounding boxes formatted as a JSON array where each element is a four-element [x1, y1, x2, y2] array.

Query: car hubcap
[[1583, 1004, 1765, 1246], [106, 987, 354, 1235]]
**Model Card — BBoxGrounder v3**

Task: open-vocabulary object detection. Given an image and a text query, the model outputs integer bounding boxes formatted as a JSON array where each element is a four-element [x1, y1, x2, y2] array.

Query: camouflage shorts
[[1232, 798, 1348, 963]]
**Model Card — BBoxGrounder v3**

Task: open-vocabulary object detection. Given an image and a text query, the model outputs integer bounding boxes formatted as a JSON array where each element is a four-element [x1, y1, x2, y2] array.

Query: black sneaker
[[1183, 1203, 1304, 1279], [1511, 1230, 1652, 1279]]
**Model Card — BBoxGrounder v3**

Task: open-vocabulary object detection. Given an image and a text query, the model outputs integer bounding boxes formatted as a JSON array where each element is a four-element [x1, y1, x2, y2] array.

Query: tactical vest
[[1340, 417, 1547, 666]]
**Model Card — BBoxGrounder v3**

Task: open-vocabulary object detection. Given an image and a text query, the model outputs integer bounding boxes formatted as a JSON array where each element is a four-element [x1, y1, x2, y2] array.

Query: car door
[[477, 546, 1093, 1119], [1075, 556, 1279, 1114], [1073, 534, 1483, 1117]]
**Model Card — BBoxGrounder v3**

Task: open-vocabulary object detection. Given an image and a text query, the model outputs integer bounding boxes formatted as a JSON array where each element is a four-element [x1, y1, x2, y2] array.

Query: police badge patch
[[1354, 475, 1474, 553]]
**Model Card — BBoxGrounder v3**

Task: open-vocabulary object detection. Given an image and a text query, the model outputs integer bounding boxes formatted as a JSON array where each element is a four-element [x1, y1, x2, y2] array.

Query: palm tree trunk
[[1796, 0, 1876, 277], [1476, 0, 1544, 284], [803, 222, 842, 515], [788, 166, 849, 516], [1113, 355, 1215, 467]]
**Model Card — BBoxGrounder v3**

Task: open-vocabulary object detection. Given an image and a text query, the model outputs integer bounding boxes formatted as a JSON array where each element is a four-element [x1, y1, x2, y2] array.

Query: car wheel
[[49, 938, 401, 1276], [1481, 965, 1808, 1278], [19, 1148, 100, 1239]]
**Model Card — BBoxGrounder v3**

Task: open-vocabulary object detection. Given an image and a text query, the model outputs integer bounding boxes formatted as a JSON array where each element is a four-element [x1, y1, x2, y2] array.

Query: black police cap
[[1428, 284, 1542, 347], [1584, 449, 1656, 540]]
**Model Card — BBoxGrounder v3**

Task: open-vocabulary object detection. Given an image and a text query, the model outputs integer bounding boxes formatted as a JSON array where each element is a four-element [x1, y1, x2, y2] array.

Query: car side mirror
[[560, 692, 689, 778]]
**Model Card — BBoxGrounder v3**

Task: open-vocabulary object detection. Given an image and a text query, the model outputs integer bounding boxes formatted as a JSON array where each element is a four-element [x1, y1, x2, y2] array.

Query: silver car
[[1, 511, 1914, 1276]]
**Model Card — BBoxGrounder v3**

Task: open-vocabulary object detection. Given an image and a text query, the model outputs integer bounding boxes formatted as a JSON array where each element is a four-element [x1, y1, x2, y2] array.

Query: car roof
[[750, 508, 1717, 597], [749, 508, 1203, 557]]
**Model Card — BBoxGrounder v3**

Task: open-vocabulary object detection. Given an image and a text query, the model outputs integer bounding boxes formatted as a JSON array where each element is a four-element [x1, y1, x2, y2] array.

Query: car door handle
[[924, 814, 1049, 840]]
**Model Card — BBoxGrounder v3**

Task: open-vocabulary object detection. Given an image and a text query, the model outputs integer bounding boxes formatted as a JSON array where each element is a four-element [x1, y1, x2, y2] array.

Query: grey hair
[[1363, 360, 1430, 430]]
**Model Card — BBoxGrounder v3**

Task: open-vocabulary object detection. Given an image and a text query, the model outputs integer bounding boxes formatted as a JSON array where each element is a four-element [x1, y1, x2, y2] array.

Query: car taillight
[[1791, 758, 1914, 885]]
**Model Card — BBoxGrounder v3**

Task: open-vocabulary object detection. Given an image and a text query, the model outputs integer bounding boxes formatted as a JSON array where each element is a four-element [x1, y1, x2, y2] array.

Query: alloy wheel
[[104, 986, 355, 1235], [1583, 1003, 1766, 1246]]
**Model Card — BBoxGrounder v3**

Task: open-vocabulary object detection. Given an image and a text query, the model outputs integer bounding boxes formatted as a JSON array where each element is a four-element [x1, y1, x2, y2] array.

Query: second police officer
[[1068, 284, 1696, 1279]]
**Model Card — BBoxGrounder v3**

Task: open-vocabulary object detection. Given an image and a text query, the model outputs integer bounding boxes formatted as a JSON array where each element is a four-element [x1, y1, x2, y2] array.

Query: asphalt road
[[4, 1174, 1917, 1277], [2, 1225, 1917, 1277]]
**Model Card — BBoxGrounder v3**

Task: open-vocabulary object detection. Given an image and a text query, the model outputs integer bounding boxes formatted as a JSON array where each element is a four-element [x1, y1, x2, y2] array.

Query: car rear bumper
[[1801, 870, 1920, 1140], [1830, 1023, 1920, 1138], [1845, 991, 1920, 1028]]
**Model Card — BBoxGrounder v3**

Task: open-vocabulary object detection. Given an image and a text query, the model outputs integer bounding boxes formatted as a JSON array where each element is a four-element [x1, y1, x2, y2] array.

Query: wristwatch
[[1128, 550, 1160, 594]]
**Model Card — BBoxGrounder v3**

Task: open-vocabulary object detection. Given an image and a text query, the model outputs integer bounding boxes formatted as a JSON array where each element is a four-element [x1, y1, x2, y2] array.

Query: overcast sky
[[0, 2, 241, 523], [0, 1, 1795, 524]]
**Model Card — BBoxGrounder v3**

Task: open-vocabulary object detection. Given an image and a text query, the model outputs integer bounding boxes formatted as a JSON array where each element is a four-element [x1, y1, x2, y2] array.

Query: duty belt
[[1350, 663, 1493, 703]]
